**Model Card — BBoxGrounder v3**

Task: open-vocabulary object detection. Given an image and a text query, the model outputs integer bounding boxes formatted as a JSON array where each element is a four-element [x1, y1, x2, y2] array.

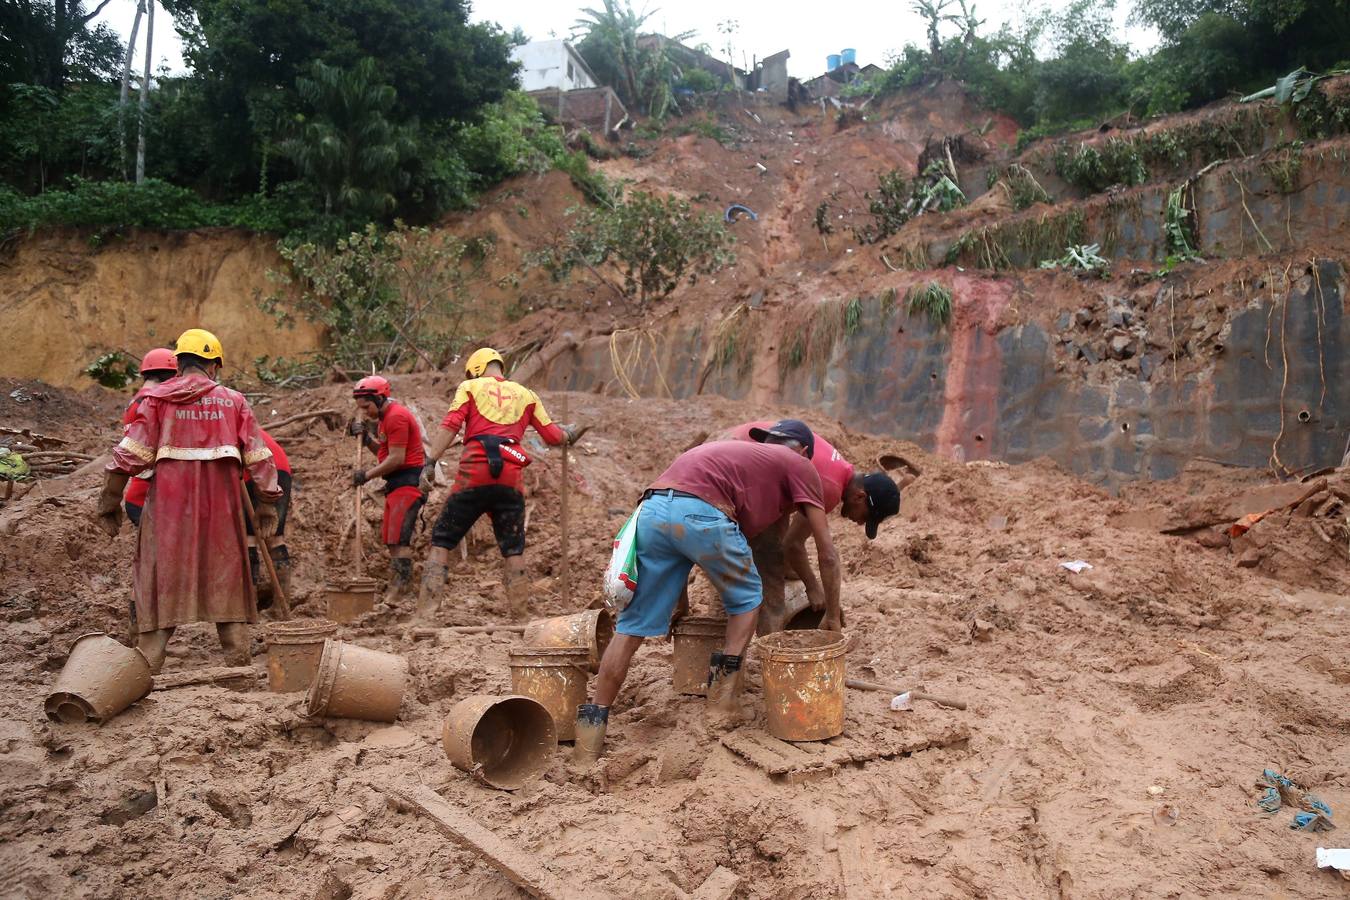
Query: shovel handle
[[241, 487, 291, 620], [846, 677, 966, 710]]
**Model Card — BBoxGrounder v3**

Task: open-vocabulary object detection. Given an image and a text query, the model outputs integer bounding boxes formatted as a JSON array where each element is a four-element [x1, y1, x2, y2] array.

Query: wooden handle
[[353, 434, 364, 573], [845, 677, 966, 710], [240, 488, 291, 620], [559, 395, 570, 607]]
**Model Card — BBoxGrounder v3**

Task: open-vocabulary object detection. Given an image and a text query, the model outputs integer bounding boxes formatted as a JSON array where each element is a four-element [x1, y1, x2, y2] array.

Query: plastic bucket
[[443, 694, 556, 790], [826, 53, 842, 72], [785, 606, 825, 631], [45, 633, 153, 725], [523, 609, 614, 673], [305, 639, 407, 722], [671, 616, 726, 696], [324, 577, 380, 624], [841, 48, 857, 65], [266, 619, 338, 692], [756, 630, 846, 741], [509, 647, 590, 741]]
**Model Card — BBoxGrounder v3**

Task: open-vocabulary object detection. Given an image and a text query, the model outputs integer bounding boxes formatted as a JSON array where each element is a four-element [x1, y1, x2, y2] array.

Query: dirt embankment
[[0, 375, 1347, 898]]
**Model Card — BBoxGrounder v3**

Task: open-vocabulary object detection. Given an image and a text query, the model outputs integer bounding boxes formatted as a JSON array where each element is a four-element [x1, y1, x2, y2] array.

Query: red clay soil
[[1, 376, 1347, 898]]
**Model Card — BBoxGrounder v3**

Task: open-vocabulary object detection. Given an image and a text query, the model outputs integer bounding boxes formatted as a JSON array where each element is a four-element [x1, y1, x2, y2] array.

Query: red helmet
[[352, 375, 391, 399], [139, 348, 178, 375]]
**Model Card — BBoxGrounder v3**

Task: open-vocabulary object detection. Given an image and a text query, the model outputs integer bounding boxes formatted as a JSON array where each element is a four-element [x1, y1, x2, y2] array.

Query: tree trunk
[[135, 0, 154, 184], [119, 2, 145, 181]]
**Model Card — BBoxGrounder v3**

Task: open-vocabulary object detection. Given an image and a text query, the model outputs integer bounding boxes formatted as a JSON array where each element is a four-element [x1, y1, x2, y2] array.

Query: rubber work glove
[[351, 468, 369, 487], [94, 471, 127, 537], [419, 463, 436, 494], [346, 418, 369, 437], [561, 423, 591, 445], [255, 502, 279, 539]]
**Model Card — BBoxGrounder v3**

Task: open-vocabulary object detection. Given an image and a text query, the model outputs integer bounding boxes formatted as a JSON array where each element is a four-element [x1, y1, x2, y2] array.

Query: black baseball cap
[[862, 472, 901, 539], [749, 419, 815, 459]]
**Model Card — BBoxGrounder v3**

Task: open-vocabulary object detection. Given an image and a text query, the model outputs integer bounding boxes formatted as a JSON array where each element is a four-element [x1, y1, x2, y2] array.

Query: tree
[[573, 0, 695, 117], [0, 0, 123, 92], [278, 58, 414, 220]]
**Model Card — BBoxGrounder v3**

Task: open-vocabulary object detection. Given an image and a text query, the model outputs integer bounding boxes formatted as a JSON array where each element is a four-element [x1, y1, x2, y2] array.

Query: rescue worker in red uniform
[[245, 429, 293, 607], [122, 348, 179, 526], [416, 348, 580, 620], [95, 329, 281, 673], [350, 376, 426, 601]]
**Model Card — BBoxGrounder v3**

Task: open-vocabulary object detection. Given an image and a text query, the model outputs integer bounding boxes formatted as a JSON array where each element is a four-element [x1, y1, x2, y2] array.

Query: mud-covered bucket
[[266, 619, 338, 692], [671, 616, 726, 695], [324, 577, 380, 624], [523, 608, 614, 673], [443, 694, 556, 790], [508, 647, 590, 740], [756, 630, 846, 741], [45, 633, 153, 725], [305, 639, 407, 722]]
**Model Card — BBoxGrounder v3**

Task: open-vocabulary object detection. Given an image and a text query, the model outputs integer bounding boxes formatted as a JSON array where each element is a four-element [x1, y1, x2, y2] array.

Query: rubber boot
[[572, 703, 609, 767], [250, 546, 273, 609], [270, 545, 292, 605], [385, 557, 412, 605], [502, 557, 528, 621], [217, 622, 252, 668], [416, 561, 449, 621], [706, 652, 744, 715], [137, 628, 172, 674]]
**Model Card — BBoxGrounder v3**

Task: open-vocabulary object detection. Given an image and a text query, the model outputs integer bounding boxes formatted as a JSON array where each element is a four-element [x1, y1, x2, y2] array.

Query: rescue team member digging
[[724, 419, 902, 633], [350, 376, 426, 602], [245, 428, 293, 607], [417, 347, 580, 620], [95, 329, 281, 673], [573, 440, 839, 766], [121, 348, 178, 526]]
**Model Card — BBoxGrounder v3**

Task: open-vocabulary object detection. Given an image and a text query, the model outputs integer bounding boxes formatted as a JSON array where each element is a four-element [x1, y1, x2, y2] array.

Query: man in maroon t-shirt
[[721, 419, 902, 633], [573, 441, 841, 765]]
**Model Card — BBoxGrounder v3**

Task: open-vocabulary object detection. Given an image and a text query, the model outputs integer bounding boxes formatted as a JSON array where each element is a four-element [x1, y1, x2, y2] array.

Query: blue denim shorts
[[615, 491, 763, 637]]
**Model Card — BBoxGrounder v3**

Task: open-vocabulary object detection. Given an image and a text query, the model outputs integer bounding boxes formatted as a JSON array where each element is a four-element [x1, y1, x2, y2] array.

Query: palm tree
[[574, 0, 649, 109], [279, 58, 414, 219]]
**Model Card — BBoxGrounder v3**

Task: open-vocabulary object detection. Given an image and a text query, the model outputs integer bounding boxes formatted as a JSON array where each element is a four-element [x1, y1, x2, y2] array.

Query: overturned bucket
[[324, 577, 380, 624], [45, 633, 153, 725], [266, 619, 338, 692], [508, 647, 590, 741], [757, 630, 846, 741], [671, 616, 726, 696], [443, 694, 556, 790], [523, 608, 614, 673], [305, 639, 407, 722]]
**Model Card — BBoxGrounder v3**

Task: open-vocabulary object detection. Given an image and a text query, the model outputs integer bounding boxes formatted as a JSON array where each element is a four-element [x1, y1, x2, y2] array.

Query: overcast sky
[[96, 0, 1157, 82]]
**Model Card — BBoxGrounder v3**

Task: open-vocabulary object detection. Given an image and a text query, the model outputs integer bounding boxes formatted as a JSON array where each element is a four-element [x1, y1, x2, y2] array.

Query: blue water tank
[[841, 48, 857, 65], [826, 54, 841, 72]]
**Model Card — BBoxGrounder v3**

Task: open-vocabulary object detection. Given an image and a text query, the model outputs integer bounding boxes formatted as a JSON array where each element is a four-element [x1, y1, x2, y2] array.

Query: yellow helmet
[[174, 328, 224, 362], [464, 347, 504, 379]]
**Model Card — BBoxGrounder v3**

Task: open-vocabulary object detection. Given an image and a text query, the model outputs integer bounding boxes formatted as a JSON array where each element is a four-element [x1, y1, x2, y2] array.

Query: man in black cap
[[723, 418, 902, 632]]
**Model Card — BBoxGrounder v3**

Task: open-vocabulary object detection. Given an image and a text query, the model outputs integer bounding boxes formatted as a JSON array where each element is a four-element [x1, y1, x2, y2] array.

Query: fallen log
[[266, 408, 340, 431], [391, 784, 611, 900], [152, 666, 259, 691], [409, 624, 527, 640], [846, 677, 967, 710]]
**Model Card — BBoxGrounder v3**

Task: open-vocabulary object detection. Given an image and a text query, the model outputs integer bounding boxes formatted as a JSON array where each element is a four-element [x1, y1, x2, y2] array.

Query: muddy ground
[[1, 377, 1348, 899]]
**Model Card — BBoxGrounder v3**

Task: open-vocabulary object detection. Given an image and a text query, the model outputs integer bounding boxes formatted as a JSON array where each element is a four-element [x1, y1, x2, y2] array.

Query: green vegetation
[[84, 350, 137, 389], [531, 188, 735, 308], [260, 222, 497, 371], [847, 0, 1350, 136], [573, 1, 697, 120], [1039, 243, 1110, 276], [948, 208, 1087, 270], [989, 163, 1051, 210], [905, 281, 953, 327], [854, 162, 966, 244]]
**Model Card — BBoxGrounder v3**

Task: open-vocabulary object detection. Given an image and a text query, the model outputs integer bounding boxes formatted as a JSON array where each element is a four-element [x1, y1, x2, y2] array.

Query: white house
[[510, 40, 599, 92]]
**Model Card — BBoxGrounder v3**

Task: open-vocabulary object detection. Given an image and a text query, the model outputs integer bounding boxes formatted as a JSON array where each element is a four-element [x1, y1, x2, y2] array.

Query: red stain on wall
[[933, 275, 1014, 461]]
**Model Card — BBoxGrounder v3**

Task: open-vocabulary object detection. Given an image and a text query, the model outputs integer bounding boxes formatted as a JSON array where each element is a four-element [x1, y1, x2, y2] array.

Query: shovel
[[241, 487, 291, 620]]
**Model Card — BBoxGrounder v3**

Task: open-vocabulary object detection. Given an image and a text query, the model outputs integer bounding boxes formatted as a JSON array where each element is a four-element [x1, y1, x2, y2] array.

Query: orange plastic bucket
[[756, 630, 846, 741]]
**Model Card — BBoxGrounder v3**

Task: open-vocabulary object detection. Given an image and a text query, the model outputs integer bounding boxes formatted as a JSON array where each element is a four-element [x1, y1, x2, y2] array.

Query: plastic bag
[[602, 506, 640, 612]]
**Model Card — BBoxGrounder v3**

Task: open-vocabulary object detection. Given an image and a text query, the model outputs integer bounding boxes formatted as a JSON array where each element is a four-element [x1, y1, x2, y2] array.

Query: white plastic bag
[[602, 506, 640, 612]]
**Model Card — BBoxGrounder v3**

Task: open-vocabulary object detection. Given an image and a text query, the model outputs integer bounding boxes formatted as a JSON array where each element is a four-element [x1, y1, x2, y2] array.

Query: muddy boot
[[572, 703, 609, 768], [502, 555, 529, 621], [706, 652, 745, 718], [384, 557, 412, 606], [270, 545, 292, 605], [250, 547, 273, 610], [217, 622, 252, 668], [137, 628, 172, 674], [416, 562, 449, 621]]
